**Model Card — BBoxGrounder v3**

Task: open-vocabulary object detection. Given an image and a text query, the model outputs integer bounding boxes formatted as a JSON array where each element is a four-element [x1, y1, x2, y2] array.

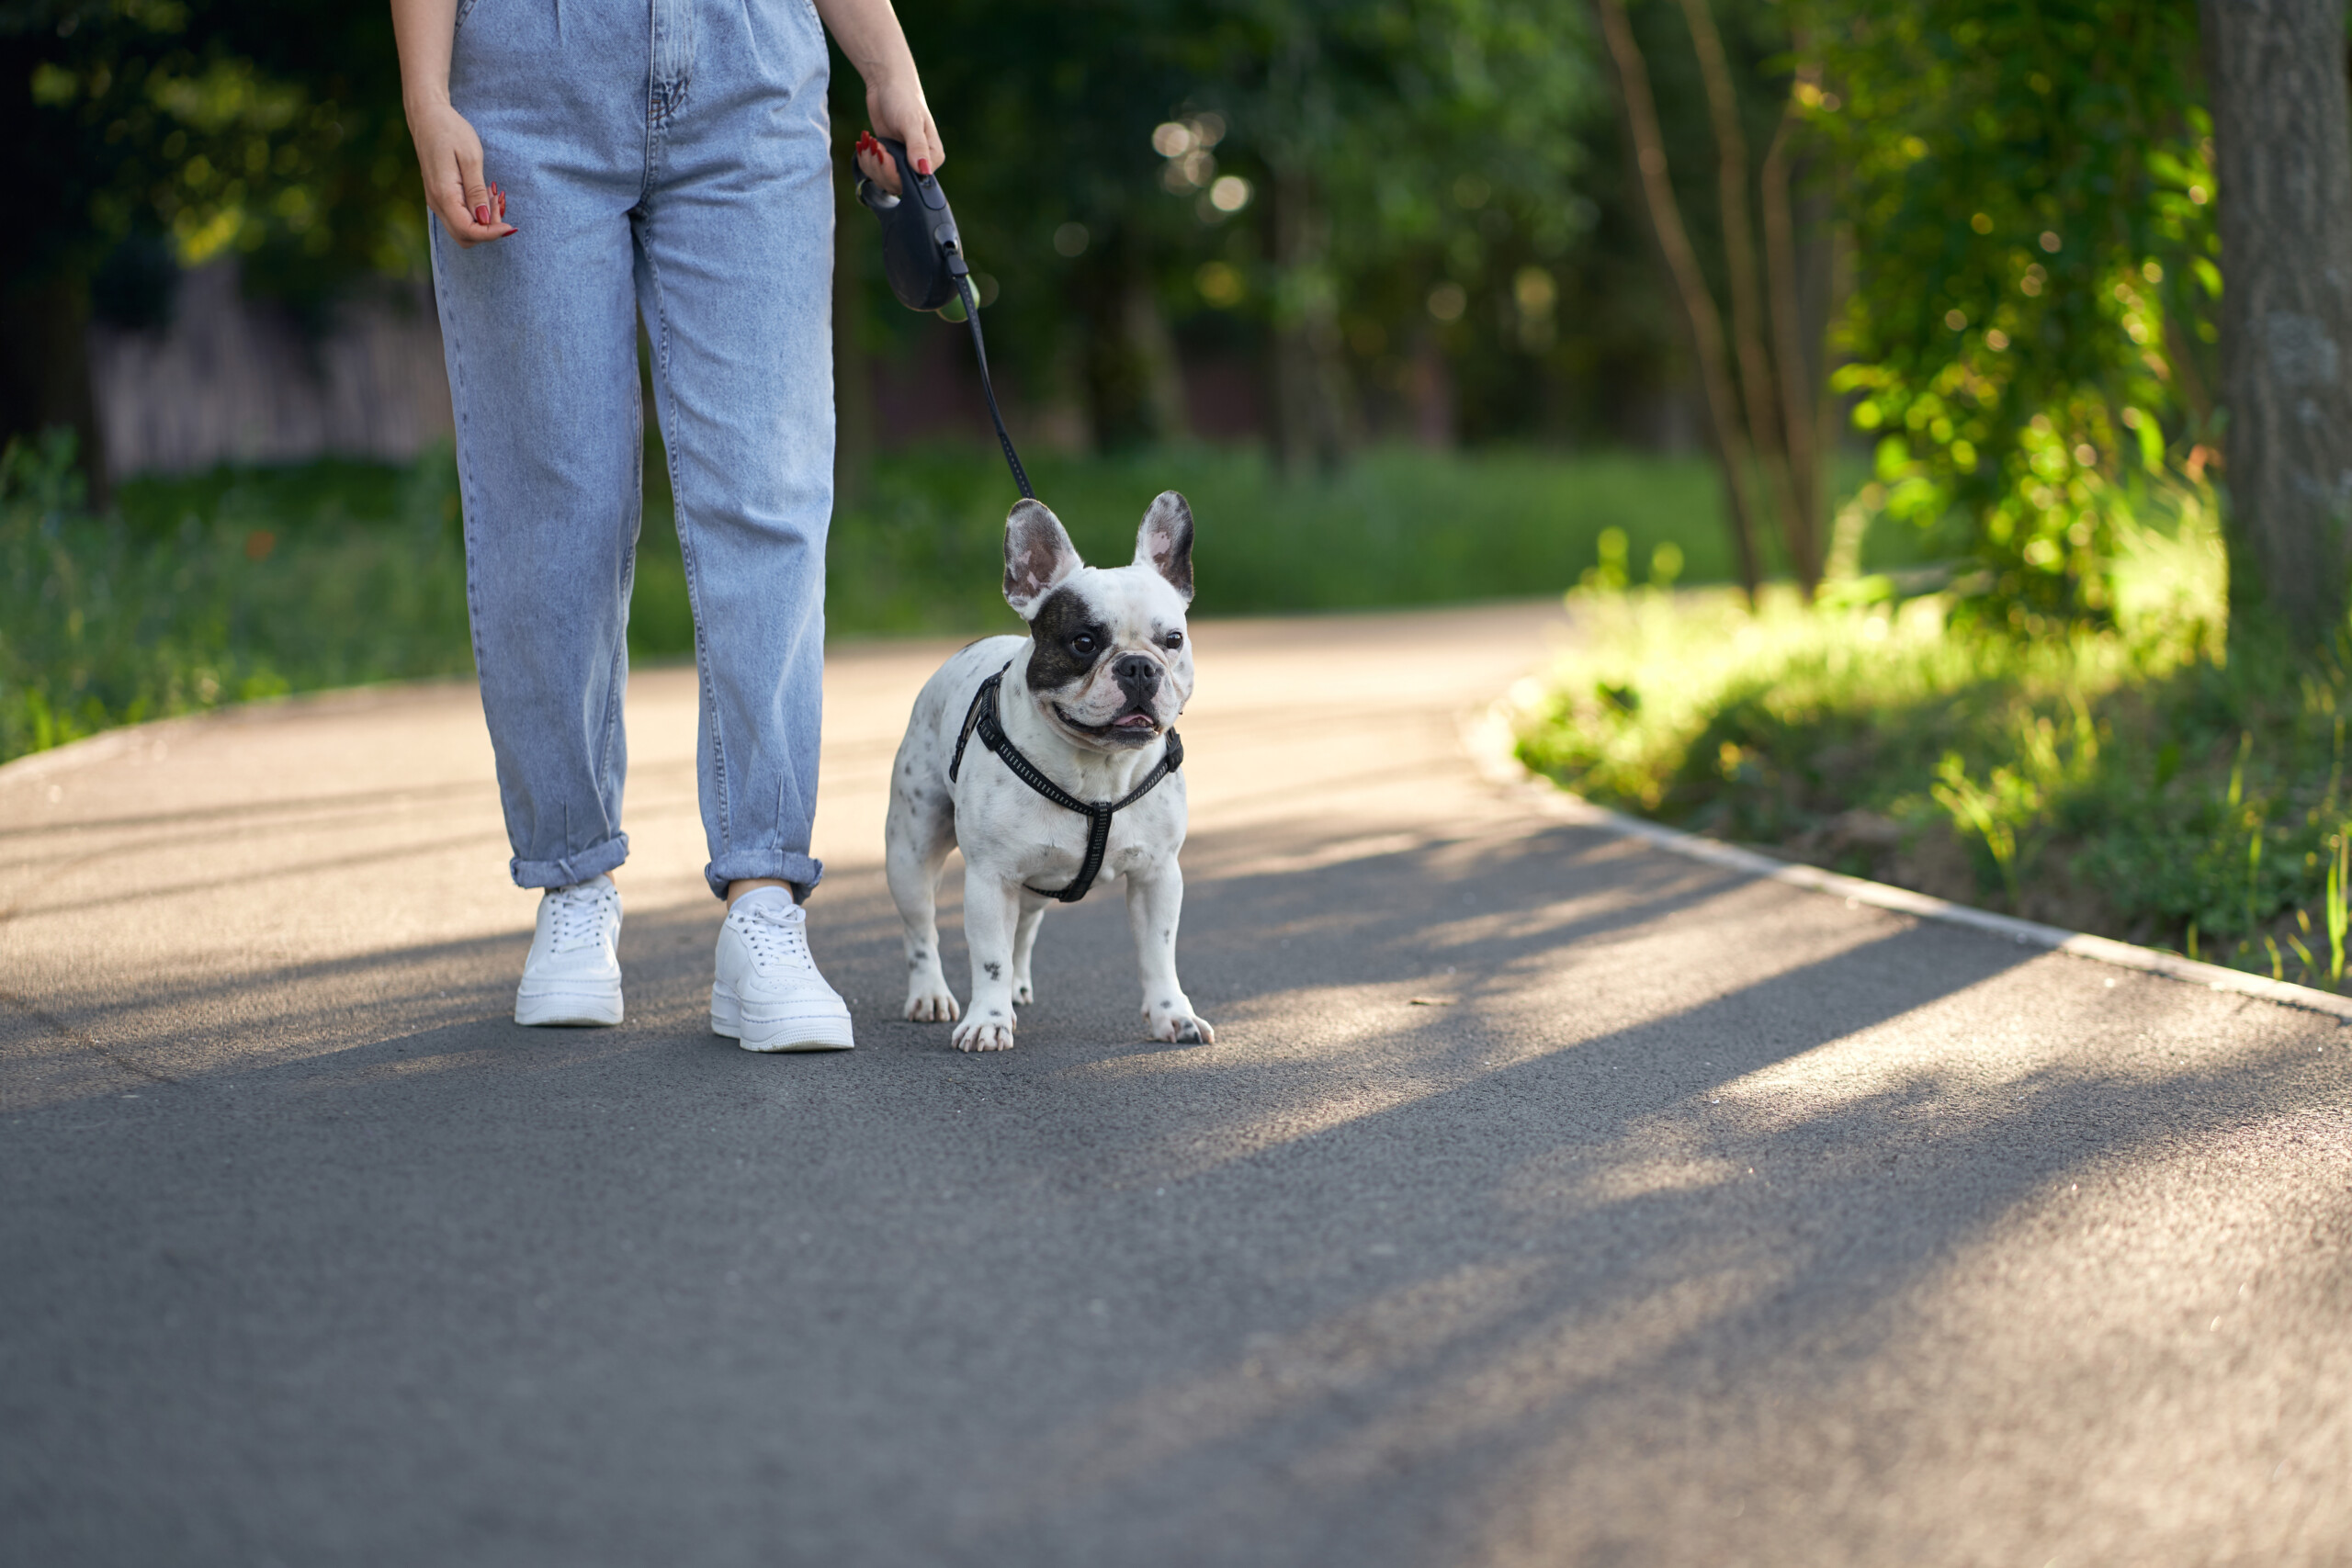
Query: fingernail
[[475, 204, 491, 224], [916, 159, 930, 175]]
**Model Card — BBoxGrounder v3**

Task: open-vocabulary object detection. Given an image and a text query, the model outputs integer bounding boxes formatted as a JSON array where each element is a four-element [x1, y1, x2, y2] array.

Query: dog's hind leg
[[1126, 862, 1213, 1044], [887, 767, 961, 1023], [1010, 902, 1046, 1005]]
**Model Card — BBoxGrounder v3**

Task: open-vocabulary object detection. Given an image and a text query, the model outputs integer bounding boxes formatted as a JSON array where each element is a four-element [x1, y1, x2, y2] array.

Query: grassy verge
[[1511, 492, 2352, 989], [4, 432, 474, 758], [3, 432, 1736, 762]]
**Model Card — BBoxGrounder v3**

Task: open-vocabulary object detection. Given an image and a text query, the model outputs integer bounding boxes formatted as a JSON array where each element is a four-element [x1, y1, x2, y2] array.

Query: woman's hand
[[408, 96, 518, 247], [853, 73, 944, 196], [814, 0, 943, 196]]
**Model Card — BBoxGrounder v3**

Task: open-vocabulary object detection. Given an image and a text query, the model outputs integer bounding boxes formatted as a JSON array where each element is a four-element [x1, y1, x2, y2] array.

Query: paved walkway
[[3, 603, 2346, 1566]]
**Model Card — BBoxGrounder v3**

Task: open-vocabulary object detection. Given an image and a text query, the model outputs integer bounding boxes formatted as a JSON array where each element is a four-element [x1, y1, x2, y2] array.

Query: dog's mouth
[[1053, 703, 1162, 742]]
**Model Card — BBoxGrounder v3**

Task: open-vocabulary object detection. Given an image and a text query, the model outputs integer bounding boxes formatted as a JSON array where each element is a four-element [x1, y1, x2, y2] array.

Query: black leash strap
[[953, 273, 1034, 502], [949, 664, 1183, 902]]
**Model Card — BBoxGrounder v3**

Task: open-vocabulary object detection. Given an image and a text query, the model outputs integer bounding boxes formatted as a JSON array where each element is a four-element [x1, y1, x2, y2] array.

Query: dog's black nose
[[1113, 653, 1161, 698]]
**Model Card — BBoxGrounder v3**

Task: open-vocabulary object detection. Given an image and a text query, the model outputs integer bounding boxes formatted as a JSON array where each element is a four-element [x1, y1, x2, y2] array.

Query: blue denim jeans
[[432, 0, 834, 900]]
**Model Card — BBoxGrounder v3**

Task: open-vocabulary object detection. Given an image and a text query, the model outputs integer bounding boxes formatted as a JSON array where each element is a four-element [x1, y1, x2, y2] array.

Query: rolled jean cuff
[[706, 850, 823, 903], [511, 834, 629, 892]]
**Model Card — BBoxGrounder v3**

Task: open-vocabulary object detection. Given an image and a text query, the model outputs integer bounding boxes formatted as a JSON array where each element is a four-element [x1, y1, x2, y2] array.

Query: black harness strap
[[949, 663, 1184, 903]]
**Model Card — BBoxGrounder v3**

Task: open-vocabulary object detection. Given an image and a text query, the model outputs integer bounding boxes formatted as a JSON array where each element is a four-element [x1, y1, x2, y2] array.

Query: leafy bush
[[1813, 0, 2215, 621]]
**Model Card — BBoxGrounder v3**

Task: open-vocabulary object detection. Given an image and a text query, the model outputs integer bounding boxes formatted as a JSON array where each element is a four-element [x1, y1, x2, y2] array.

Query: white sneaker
[[514, 875, 623, 1027], [711, 888, 854, 1052]]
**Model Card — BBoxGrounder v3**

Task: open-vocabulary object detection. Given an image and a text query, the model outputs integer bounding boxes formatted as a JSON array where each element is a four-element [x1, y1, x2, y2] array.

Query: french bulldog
[[885, 491, 1213, 1052]]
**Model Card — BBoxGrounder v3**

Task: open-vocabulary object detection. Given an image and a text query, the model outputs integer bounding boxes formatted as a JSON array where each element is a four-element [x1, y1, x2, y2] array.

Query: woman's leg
[[631, 0, 837, 904], [431, 0, 652, 892]]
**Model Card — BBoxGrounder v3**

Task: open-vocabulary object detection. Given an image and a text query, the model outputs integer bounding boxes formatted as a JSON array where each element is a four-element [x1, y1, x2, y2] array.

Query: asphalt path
[[3, 602, 2347, 1566]]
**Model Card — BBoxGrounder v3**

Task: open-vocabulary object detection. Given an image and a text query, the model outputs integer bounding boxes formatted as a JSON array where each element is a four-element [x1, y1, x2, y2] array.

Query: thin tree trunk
[[1761, 106, 1823, 580], [1407, 326, 1455, 449], [1676, 0, 1812, 592], [1269, 165, 1352, 474], [1122, 275, 1190, 444], [1818, 217, 1852, 555], [2161, 315, 2217, 437], [1, 275, 107, 503], [1594, 0, 1763, 603], [2199, 0, 2352, 647]]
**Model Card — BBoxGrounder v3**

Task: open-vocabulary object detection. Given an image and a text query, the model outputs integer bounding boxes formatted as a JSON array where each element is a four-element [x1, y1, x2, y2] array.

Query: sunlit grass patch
[[1512, 498, 2352, 987]]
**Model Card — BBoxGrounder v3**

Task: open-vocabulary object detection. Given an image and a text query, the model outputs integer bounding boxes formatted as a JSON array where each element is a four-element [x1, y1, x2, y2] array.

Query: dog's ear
[[1004, 499, 1083, 620], [1132, 491, 1193, 604]]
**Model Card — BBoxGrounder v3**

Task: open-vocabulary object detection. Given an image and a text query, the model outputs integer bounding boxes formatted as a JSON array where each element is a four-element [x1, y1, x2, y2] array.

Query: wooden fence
[[88, 262, 455, 480]]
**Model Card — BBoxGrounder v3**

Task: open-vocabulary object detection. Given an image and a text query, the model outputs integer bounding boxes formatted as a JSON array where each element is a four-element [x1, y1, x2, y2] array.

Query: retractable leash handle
[[854, 136, 1035, 501]]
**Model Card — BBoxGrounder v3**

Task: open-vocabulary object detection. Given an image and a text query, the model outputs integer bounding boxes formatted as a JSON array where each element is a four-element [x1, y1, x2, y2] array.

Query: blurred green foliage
[[0, 430, 469, 759], [1, 1, 415, 318], [0, 0, 2250, 635], [1807, 0, 2215, 623], [0, 0, 1758, 460], [886, 0, 1598, 455]]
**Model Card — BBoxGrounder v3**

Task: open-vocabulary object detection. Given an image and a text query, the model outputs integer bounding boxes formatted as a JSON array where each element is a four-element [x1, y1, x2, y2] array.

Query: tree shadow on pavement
[[4, 814, 2347, 1567]]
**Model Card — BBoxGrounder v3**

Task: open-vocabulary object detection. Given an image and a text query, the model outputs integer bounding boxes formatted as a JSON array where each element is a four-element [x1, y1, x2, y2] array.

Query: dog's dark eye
[[1161, 631, 1183, 650], [1071, 633, 1097, 656]]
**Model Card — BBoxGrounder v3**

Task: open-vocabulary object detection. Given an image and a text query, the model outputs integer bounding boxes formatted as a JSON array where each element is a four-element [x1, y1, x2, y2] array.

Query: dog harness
[[948, 663, 1184, 903]]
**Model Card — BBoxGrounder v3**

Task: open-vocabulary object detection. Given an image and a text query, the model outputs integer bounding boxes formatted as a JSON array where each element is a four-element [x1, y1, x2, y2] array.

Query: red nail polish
[[474, 204, 491, 224], [915, 159, 930, 176]]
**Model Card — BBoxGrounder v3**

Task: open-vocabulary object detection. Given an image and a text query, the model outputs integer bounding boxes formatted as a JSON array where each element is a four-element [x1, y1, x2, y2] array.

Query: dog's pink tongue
[[1115, 713, 1155, 728]]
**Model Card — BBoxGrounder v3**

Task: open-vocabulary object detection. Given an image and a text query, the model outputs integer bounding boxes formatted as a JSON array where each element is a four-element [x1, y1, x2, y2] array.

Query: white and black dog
[[884, 491, 1212, 1052]]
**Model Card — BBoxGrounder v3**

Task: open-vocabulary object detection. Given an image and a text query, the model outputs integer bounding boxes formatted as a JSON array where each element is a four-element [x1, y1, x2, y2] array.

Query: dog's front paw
[[1012, 974, 1035, 1006], [1144, 999, 1215, 1045], [905, 983, 961, 1023], [952, 1013, 1017, 1052]]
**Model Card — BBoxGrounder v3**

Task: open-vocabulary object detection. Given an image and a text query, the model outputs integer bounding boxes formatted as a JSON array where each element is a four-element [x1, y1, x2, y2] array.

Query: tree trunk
[[1269, 166, 1354, 475], [1679, 0, 1815, 593], [1080, 236, 1189, 452], [0, 273, 107, 504], [1761, 111, 1826, 581], [1406, 327, 1456, 449], [1593, 0, 1763, 602], [2200, 0, 2352, 647], [1122, 274, 1190, 445]]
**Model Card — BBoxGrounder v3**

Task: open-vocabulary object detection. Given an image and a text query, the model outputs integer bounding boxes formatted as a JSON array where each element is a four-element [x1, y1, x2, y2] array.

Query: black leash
[[954, 274, 1033, 501], [948, 664, 1183, 902], [854, 136, 1033, 501]]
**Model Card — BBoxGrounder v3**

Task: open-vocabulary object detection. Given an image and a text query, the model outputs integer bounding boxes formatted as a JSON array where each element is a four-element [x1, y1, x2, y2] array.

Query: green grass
[[3, 431, 474, 759], [2, 431, 1740, 762], [808, 444, 1744, 633], [1512, 489, 2352, 988]]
